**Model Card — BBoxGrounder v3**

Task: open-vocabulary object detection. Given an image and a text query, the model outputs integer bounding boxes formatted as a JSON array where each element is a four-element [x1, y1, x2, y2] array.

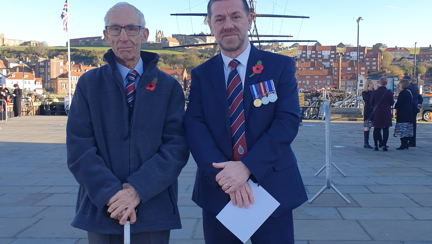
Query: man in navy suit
[[184, 0, 307, 243]]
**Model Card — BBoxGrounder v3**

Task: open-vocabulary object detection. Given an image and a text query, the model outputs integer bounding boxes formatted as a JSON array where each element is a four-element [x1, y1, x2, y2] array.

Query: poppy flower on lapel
[[145, 78, 158, 91], [249, 60, 264, 77]]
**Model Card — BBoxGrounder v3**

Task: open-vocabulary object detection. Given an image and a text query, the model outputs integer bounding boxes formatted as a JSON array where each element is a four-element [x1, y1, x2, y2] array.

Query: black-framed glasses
[[105, 25, 143, 36]]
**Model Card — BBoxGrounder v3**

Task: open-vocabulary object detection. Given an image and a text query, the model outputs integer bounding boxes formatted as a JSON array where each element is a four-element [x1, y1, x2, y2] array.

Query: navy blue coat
[[184, 44, 307, 217], [395, 89, 414, 123], [362, 90, 373, 121], [66, 50, 189, 234]]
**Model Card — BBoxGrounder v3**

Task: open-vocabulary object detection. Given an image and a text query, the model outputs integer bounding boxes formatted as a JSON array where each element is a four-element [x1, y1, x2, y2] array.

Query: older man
[[66, 2, 189, 244], [184, 0, 307, 243]]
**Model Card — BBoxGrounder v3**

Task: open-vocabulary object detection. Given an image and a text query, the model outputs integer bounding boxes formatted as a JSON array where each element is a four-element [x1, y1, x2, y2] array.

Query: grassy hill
[[0, 46, 184, 55]]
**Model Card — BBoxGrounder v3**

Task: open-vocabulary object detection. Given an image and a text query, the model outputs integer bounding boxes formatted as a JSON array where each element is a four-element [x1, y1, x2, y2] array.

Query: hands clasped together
[[107, 183, 141, 225], [213, 161, 255, 209]]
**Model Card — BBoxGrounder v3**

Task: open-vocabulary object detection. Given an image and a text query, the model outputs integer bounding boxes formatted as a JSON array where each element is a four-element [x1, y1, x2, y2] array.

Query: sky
[[1, 0, 431, 48]]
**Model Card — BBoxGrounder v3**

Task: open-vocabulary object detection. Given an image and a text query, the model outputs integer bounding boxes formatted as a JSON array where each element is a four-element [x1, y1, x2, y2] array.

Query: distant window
[[60, 62, 63, 66], [40, 68, 44, 72], [373, 58, 376, 60], [79, 40, 82, 42], [62, 83, 67, 89], [314, 76, 319, 78], [361, 67, 365, 70], [12, 74, 15, 77], [40, 62, 44, 65], [306, 76, 310, 78], [372, 62, 376, 65], [60, 69, 63, 73], [24, 75, 28, 78], [366, 62, 370, 65], [347, 68, 351, 70], [327, 76, 331, 78]]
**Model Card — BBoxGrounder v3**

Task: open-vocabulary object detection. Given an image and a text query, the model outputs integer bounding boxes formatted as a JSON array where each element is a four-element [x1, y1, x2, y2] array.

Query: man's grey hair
[[207, 0, 250, 20], [104, 2, 146, 28]]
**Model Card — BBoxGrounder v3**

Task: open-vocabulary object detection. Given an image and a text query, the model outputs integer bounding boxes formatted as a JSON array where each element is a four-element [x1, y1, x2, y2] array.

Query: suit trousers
[[202, 209, 294, 244], [87, 230, 170, 244]]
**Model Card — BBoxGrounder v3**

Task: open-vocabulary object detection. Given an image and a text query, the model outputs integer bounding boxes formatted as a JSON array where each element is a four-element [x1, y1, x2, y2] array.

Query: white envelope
[[216, 179, 280, 243]]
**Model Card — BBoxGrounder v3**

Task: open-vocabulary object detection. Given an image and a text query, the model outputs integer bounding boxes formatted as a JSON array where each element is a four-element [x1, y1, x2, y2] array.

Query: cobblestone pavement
[[0, 116, 431, 244]]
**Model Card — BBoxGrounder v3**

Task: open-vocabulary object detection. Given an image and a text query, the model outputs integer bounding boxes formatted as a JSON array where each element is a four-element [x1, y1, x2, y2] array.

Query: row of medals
[[253, 92, 278, 107]]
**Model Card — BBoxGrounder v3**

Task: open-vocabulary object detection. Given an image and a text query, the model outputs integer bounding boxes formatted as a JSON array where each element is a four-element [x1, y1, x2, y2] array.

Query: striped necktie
[[227, 59, 248, 161], [126, 70, 138, 107]]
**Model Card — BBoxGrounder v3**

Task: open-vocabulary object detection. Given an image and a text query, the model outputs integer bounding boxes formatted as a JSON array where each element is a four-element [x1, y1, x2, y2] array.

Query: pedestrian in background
[[12, 84, 22, 117], [404, 75, 421, 147], [370, 77, 394, 151], [394, 79, 414, 150], [0, 84, 9, 115], [362, 80, 374, 148]]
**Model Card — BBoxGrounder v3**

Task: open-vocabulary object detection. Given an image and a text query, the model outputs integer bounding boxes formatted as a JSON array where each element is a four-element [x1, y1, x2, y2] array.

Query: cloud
[[386, 5, 402, 9]]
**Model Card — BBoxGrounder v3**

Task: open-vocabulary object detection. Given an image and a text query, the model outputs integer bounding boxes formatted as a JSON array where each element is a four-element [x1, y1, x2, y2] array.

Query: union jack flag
[[61, 0, 68, 33]]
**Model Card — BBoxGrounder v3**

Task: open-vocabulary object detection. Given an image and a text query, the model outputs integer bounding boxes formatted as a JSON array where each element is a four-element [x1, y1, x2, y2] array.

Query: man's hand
[[213, 161, 250, 194], [107, 183, 141, 225], [229, 181, 255, 209]]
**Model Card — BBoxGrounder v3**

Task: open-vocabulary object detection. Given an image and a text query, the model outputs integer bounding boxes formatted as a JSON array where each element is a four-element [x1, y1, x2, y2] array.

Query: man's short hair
[[13, 84, 19, 88], [379, 77, 388, 86], [207, 0, 250, 20], [104, 2, 146, 28], [400, 79, 410, 89]]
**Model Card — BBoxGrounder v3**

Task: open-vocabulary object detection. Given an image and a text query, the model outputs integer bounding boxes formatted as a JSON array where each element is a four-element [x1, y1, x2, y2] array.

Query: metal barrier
[[309, 100, 350, 204], [0, 99, 7, 123]]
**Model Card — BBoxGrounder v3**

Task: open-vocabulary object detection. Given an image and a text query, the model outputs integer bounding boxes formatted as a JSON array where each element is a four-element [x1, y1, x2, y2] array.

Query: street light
[[355, 17, 363, 108]]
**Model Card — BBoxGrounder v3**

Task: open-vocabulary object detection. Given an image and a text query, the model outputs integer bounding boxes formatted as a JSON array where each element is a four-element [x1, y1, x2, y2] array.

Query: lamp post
[[355, 17, 363, 108]]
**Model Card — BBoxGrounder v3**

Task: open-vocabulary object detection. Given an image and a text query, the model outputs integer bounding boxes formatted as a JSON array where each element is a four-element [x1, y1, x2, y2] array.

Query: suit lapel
[[210, 55, 231, 137], [244, 45, 264, 121]]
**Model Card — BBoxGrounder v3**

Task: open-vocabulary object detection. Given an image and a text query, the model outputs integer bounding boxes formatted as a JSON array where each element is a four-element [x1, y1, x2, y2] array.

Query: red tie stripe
[[126, 70, 138, 107]]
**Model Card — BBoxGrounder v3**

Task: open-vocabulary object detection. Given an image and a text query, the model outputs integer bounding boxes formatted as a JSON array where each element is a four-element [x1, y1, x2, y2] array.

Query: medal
[[250, 84, 262, 107], [254, 99, 262, 107], [259, 82, 269, 105], [267, 80, 278, 103]]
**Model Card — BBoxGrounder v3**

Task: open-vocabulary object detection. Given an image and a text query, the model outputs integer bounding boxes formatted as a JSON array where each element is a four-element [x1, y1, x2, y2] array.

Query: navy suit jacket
[[184, 44, 307, 217]]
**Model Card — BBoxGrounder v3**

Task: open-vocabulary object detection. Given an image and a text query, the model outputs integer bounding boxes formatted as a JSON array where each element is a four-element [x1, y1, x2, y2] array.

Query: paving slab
[[294, 220, 371, 241], [338, 207, 414, 220], [34, 194, 76, 206], [0, 239, 13, 244], [366, 185, 432, 194], [359, 220, 432, 241], [405, 193, 432, 207], [0, 193, 51, 206], [0, 206, 46, 218], [293, 207, 342, 220], [403, 207, 432, 220], [350, 194, 420, 207], [0, 217, 41, 238], [9, 238, 78, 244], [16, 218, 86, 239]]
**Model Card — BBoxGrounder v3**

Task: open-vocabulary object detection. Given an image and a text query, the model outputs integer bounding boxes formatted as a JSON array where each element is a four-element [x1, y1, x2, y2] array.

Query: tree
[[426, 67, 432, 77], [394, 55, 402, 61], [382, 52, 393, 68], [373, 43, 387, 49], [387, 65, 404, 77], [417, 66, 427, 77]]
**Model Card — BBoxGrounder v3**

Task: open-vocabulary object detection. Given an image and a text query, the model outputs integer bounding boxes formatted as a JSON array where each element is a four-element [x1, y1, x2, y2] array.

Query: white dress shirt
[[221, 42, 251, 88]]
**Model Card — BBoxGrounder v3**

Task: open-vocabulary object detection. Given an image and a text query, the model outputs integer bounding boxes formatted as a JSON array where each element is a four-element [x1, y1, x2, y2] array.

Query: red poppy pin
[[249, 60, 263, 77], [146, 78, 158, 91]]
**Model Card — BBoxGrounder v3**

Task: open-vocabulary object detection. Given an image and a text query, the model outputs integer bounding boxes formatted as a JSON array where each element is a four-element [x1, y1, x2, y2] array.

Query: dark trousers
[[202, 209, 294, 244], [373, 127, 389, 146], [88, 230, 170, 244], [407, 114, 417, 146]]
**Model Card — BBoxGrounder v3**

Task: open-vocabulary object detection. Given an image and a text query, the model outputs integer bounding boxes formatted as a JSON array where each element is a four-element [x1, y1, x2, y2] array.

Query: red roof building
[[384, 47, 410, 58]]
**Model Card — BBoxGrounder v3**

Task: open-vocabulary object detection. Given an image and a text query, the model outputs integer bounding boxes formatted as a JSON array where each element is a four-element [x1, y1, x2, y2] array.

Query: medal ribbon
[[259, 82, 267, 98], [250, 84, 261, 100]]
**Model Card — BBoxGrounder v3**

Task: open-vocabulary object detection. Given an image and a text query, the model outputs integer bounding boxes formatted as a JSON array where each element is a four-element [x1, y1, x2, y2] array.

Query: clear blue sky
[[1, 0, 431, 48]]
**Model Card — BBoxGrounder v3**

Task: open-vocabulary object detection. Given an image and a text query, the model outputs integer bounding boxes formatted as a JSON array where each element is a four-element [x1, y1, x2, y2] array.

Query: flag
[[61, 0, 68, 33]]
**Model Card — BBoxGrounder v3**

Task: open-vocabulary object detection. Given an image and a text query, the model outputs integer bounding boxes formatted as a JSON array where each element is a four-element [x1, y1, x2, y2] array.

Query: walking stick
[[124, 220, 130, 244]]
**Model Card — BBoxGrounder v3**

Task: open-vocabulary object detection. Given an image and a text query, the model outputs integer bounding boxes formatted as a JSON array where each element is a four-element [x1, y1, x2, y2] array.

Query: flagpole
[[67, 0, 72, 109]]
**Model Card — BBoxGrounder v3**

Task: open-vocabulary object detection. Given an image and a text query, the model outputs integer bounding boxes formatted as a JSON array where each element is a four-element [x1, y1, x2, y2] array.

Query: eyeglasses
[[105, 25, 143, 36]]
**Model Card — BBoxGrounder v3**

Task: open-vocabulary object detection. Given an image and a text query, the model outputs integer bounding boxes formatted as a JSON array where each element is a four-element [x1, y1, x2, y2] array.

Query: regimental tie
[[227, 59, 248, 161], [126, 70, 138, 107]]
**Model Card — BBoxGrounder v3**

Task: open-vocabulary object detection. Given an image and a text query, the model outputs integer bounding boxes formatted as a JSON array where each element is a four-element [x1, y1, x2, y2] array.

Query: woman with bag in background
[[362, 80, 374, 148], [370, 77, 394, 151], [394, 79, 414, 150]]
